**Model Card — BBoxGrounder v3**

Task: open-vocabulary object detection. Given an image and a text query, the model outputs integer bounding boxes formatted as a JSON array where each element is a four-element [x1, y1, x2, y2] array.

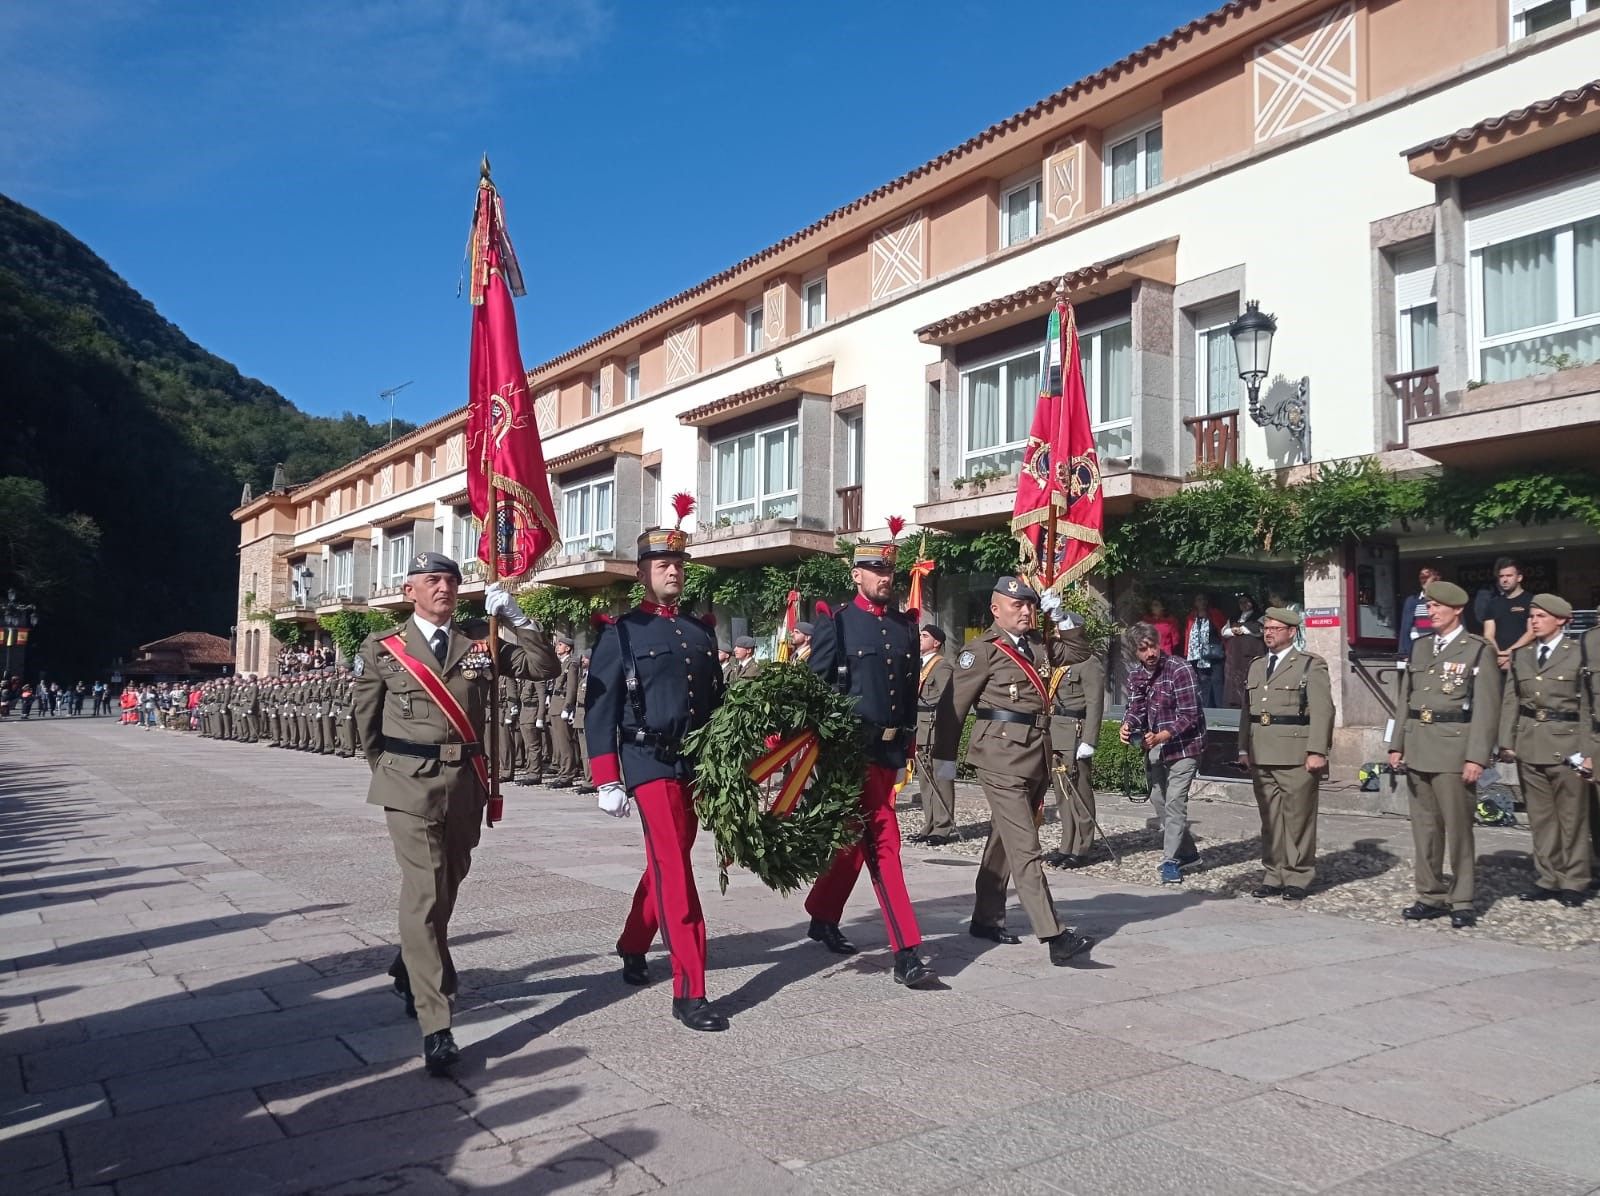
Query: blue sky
[[3, 0, 1204, 427]]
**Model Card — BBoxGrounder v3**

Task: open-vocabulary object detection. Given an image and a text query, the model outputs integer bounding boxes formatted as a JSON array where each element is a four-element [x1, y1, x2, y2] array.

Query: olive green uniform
[[915, 651, 959, 839], [546, 652, 581, 783], [1583, 628, 1600, 878], [1500, 635, 1591, 894], [1049, 652, 1105, 859], [354, 617, 558, 1036], [1388, 630, 1502, 912], [1238, 647, 1334, 889]]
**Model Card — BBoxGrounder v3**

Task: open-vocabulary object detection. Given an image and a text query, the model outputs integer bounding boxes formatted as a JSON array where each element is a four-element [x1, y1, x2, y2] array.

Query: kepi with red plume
[[849, 513, 907, 571], [636, 491, 697, 560]]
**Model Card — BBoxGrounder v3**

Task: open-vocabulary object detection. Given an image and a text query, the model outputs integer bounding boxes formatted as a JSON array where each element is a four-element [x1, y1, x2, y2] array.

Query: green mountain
[[0, 193, 412, 679]]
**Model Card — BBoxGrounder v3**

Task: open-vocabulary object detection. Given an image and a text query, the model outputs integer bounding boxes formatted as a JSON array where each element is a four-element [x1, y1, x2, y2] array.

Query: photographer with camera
[[1120, 623, 1208, 885]]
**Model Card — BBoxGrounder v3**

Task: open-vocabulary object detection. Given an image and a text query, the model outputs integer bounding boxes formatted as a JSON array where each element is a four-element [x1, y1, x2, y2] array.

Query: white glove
[[597, 783, 631, 818], [1038, 589, 1063, 615], [535, 719, 544, 729], [1076, 742, 1095, 760], [934, 759, 957, 781], [562, 709, 574, 723], [484, 584, 530, 627]]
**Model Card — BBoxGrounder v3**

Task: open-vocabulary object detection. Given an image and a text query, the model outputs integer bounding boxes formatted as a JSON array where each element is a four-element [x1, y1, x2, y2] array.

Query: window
[[961, 348, 1040, 475], [1081, 320, 1135, 459], [803, 276, 827, 330], [1512, 0, 1598, 38], [713, 421, 799, 524], [745, 302, 765, 353], [289, 559, 312, 604], [451, 509, 482, 564], [625, 358, 640, 403], [383, 534, 412, 586], [560, 476, 615, 555], [1106, 123, 1163, 204], [1001, 178, 1042, 247], [331, 547, 354, 599], [587, 375, 602, 417], [1394, 248, 1439, 373], [842, 411, 864, 487], [1468, 175, 1600, 383], [1196, 312, 1243, 414]]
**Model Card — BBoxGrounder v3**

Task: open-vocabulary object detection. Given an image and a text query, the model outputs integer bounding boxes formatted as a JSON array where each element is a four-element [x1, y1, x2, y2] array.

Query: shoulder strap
[[378, 633, 491, 793], [831, 607, 852, 693], [613, 617, 646, 723]]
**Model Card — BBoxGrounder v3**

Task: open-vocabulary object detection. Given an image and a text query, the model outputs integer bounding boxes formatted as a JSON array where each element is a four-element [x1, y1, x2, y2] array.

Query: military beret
[[993, 576, 1039, 604], [1531, 592, 1573, 619], [794, 622, 814, 636], [554, 632, 574, 648], [1424, 580, 1470, 608], [406, 551, 462, 581], [734, 635, 757, 649], [922, 624, 947, 644], [1263, 606, 1302, 627]]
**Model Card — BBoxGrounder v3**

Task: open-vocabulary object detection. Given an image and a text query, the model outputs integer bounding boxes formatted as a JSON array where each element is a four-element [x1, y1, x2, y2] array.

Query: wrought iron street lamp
[[1228, 299, 1311, 464]]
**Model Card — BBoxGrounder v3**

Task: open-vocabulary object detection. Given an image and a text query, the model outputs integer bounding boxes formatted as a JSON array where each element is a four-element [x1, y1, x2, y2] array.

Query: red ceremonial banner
[[1011, 298, 1105, 590], [465, 166, 557, 579]]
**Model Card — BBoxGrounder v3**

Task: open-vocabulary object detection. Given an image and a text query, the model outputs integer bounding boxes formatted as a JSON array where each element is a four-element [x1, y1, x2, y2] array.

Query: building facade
[[233, 0, 1600, 766]]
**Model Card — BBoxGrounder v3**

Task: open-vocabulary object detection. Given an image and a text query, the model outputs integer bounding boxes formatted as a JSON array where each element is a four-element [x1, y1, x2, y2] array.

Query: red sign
[[1304, 607, 1340, 628]]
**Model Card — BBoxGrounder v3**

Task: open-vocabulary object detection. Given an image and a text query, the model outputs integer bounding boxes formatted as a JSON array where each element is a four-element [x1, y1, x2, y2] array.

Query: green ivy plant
[[317, 609, 397, 659]]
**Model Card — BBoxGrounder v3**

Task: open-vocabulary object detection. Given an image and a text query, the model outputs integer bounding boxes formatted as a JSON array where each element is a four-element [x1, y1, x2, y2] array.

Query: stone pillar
[[1435, 179, 1470, 400]]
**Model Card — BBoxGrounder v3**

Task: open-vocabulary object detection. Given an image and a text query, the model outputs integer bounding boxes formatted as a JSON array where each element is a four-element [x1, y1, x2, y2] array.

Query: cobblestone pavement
[[4, 721, 1600, 1195]]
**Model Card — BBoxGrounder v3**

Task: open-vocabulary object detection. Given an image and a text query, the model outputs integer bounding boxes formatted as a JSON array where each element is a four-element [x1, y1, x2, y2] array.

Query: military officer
[[910, 624, 959, 846], [318, 670, 337, 754], [545, 635, 581, 787], [574, 653, 594, 794], [586, 524, 729, 1031], [718, 646, 735, 687], [1236, 607, 1334, 900], [1582, 617, 1600, 891], [802, 540, 936, 988], [728, 636, 762, 683], [947, 577, 1095, 966], [790, 621, 814, 664], [489, 673, 519, 781], [340, 668, 360, 757], [515, 676, 546, 785], [353, 551, 558, 1074], [218, 679, 234, 741], [1499, 594, 1590, 906], [1388, 580, 1502, 928], [1045, 632, 1106, 869]]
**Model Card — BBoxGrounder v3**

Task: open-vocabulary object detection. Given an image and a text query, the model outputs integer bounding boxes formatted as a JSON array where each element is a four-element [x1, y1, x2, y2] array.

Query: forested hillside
[[0, 194, 412, 678]]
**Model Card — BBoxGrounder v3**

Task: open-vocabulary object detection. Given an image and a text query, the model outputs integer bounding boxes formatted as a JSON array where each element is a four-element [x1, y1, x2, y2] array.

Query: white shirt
[[1434, 625, 1464, 652], [412, 613, 451, 646]]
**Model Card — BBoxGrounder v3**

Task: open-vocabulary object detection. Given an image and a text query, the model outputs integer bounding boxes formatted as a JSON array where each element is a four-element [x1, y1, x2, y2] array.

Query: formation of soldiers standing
[[187, 658, 594, 790]]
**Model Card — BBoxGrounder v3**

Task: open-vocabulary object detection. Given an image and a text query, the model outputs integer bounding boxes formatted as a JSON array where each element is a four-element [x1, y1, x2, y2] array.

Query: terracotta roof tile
[[1403, 79, 1600, 160]]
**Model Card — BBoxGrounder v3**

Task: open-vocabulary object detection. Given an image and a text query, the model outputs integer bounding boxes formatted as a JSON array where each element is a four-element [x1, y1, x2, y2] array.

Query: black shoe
[[671, 997, 728, 1032], [620, 952, 651, 986], [1048, 852, 1089, 869], [968, 923, 1022, 945], [1520, 886, 1562, 902], [423, 1029, 460, 1075], [807, 919, 857, 955], [905, 833, 929, 845], [1402, 902, 1450, 921], [1451, 910, 1477, 929], [1282, 886, 1309, 902], [515, 777, 535, 787], [546, 779, 573, 789], [1046, 930, 1095, 966], [1251, 885, 1284, 899], [576, 785, 597, 795], [1588, 877, 1600, 892], [1557, 890, 1588, 908], [892, 947, 937, 988], [387, 953, 416, 1019], [923, 834, 954, 847]]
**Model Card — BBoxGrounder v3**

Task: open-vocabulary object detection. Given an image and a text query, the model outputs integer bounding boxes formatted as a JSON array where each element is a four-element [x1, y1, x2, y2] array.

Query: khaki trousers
[[548, 717, 578, 781], [1055, 756, 1097, 858], [1408, 769, 1476, 911], [518, 713, 544, 774], [972, 767, 1063, 940], [918, 752, 956, 839], [385, 802, 482, 1035], [1252, 764, 1320, 888], [1521, 762, 1591, 893]]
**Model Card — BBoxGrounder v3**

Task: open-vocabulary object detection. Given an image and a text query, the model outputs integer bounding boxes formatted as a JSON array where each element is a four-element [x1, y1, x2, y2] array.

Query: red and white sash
[[991, 639, 1049, 706], [379, 633, 492, 794]]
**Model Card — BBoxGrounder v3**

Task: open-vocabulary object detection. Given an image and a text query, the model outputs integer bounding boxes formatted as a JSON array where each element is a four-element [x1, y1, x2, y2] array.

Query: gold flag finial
[[480, 153, 492, 180]]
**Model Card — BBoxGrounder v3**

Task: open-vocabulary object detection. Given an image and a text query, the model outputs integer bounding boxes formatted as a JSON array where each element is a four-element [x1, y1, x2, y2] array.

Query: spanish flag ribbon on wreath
[[1011, 289, 1105, 592]]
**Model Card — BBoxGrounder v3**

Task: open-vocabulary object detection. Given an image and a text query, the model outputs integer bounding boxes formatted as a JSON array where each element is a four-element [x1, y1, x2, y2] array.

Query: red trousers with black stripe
[[617, 778, 707, 999], [804, 763, 921, 950]]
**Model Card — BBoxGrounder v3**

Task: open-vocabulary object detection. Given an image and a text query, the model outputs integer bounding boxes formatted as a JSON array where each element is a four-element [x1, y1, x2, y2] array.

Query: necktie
[[1434, 636, 1444, 657], [1265, 654, 1278, 679], [1017, 637, 1034, 664], [1538, 645, 1549, 669], [430, 628, 449, 665]]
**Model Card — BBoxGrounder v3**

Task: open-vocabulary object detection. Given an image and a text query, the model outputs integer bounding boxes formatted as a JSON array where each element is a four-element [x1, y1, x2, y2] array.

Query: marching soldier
[[911, 625, 959, 846], [728, 636, 762, 683], [802, 539, 936, 988], [353, 551, 558, 1074], [1388, 580, 1502, 929], [574, 653, 594, 794], [586, 523, 729, 1031], [947, 577, 1095, 966], [515, 676, 546, 785], [1045, 634, 1106, 869], [1236, 607, 1333, 900], [1499, 594, 1590, 907], [546, 635, 581, 787], [1582, 617, 1600, 891]]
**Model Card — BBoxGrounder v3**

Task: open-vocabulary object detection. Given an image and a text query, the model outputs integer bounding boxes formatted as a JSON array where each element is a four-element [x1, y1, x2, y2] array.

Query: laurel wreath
[[683, 663, 865, 895]]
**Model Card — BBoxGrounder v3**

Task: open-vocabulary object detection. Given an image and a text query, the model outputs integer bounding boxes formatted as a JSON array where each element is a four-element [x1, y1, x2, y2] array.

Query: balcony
[[1384, 368, 1440, 448], [1183, 410, 1238, 477], [313, 590, 366, 615], [1400, 361, 1600, 469], [689, 515, 839, 566], [370, 582, 409, 609], [914, 463, 1177, 532], [836, 485, 863, 534], [535, 541, 639, 588]]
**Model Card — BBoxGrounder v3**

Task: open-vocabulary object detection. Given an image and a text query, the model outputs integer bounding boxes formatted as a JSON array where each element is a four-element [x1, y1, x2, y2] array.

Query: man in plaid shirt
[[1120, 623, 1207, 883]]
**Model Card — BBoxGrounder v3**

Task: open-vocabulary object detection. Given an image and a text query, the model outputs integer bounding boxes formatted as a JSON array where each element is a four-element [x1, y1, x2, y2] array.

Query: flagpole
[[485, 484, 503, 827]]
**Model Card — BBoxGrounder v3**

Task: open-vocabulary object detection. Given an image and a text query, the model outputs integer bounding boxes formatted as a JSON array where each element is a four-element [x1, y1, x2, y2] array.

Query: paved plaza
[[3, 720, 1600, 1195]]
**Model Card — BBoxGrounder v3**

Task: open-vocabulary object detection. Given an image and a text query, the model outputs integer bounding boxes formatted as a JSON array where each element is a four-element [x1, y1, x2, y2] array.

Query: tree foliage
[[317, 610, 398, 660]]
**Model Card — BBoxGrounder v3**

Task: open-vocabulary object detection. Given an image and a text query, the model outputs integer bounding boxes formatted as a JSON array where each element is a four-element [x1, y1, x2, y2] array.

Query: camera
[[1128, 730, 1147, 750]]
